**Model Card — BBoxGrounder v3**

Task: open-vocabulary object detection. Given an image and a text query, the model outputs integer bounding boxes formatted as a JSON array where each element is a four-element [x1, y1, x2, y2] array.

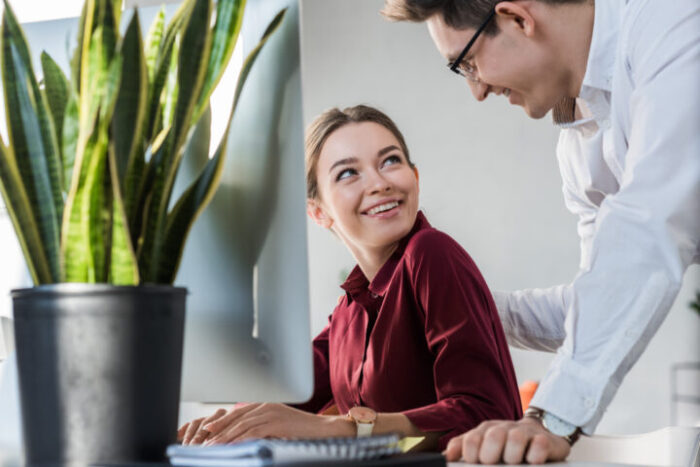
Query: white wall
[[299, 0, 700, 435]]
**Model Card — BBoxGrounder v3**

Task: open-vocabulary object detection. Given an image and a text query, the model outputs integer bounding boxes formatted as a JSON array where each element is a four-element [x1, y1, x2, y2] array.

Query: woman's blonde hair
[[305, 105, 414, 199]]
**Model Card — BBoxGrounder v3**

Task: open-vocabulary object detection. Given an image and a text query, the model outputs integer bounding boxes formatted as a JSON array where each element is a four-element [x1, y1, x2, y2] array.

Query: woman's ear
[[495, 1, 536, 38], [412, 166, 420, 193], [307, 199, 334, 229]]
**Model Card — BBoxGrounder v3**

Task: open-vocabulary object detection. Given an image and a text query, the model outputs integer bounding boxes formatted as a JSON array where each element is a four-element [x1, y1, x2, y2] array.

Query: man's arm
[[531, 0, 700, 434]]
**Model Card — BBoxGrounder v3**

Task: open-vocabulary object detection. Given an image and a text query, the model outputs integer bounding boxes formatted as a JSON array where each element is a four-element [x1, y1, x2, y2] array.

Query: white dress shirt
[[494, 0, 700, 433]]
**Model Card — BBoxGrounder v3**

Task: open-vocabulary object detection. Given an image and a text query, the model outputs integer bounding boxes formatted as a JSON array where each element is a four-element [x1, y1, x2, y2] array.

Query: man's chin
[[521, 104, 549, 120]]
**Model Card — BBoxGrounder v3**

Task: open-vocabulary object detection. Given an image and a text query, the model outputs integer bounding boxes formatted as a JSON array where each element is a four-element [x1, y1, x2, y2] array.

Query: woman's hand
[[177, 408, 228, 445], [200, 403, 354, 445]]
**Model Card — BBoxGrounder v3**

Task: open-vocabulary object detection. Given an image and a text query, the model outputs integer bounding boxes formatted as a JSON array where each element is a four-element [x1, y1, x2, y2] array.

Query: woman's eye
[[382, 155, 402, 167], [336, 168, 357, 181]]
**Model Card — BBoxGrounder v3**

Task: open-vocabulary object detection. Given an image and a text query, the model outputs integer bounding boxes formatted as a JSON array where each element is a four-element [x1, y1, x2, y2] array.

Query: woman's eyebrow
[[329, 157, 358, 173], [377, 145, 401, 157]]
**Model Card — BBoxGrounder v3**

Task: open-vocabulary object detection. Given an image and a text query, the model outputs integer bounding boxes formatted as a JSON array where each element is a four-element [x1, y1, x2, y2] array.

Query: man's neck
[[548, 0, 595, 99]]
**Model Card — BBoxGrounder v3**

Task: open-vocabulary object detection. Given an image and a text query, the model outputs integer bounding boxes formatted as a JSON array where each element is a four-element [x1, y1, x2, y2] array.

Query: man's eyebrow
[[378, 145, 401, 157], [329, 157, 358, 173]]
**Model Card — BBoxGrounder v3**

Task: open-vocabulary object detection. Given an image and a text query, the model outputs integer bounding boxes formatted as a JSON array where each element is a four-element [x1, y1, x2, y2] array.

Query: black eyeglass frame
[[448, 8, 498, 78]]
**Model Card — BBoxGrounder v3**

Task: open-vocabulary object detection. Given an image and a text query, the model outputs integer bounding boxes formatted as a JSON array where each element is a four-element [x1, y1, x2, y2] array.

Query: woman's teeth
[[367, 201, 399, 215]]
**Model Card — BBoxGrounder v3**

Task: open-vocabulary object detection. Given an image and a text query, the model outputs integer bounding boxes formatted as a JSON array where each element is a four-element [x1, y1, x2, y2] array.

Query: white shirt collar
[[578, 0, 624, 98]]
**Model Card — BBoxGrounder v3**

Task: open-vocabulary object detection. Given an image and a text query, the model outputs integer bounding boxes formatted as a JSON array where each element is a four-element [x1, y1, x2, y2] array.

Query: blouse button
[[370, 292, 379, 299]]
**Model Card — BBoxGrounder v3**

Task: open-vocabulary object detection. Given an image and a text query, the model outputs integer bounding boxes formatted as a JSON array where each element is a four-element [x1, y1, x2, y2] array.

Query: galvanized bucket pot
[[12, 284, 186, 466]]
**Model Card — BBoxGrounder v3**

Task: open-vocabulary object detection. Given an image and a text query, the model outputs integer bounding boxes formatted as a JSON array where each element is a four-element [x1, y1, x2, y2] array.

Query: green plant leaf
[[158, 133, 223, 284], [62, 128, 107, 282], [113, 12, 145, 182], [138, 0, 213, 282], [107, 143, 139, 285], [113, 12, 148, 225], [145, 0, 192, 140], [61, 92, 79, 193], [192, 0, 246, 123], [1, 0, 63, 283], [40, 52, 70, 173], [0, 142, 52, 284], [144, 6, 165, 82], [153, 9, 287, 283]]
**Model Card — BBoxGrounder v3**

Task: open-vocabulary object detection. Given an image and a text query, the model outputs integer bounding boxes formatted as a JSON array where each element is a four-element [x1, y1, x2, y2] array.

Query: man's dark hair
[[382, 0, 588, 35]]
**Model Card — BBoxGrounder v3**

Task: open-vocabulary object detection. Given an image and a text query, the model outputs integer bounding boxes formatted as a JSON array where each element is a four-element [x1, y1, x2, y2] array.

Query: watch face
[[542, 412, 577, 437], [348, 406, 377, 424]]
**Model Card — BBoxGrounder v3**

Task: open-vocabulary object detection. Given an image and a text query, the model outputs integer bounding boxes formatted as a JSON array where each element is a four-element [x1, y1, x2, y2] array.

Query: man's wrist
[[524, 407, 582, 445]]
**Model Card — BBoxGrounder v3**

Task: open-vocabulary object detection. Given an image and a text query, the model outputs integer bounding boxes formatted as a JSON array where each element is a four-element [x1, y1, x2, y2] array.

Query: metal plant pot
[[12, 284, 186, 465]]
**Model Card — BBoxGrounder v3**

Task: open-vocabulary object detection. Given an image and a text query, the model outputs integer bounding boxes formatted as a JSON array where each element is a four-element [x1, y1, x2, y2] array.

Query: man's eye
[[336, 168, 356, 181], [462, 60, 476, 73]]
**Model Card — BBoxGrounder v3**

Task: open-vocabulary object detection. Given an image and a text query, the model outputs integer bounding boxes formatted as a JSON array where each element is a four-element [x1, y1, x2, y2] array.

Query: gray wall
[[299, 0, 700, 434]]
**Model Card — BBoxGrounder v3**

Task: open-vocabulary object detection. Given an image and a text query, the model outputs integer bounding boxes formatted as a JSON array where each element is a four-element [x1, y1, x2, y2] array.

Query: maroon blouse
[[296, 212, 521, 449]]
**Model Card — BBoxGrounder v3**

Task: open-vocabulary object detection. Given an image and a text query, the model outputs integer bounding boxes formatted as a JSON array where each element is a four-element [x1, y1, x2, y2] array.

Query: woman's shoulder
[[404, 226, 477, 270]]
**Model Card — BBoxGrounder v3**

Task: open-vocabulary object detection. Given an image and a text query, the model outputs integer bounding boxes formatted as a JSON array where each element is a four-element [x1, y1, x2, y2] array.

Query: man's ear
[[307, 199, 334, 229], [494, 1, 536, 38]]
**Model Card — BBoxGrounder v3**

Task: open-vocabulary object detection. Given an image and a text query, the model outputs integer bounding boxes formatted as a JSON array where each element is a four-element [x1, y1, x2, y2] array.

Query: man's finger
[[502, 427, 530, 464], [479, 424, 508, 464], [461, 429, 484, 463], [442, 434, 464, 461], [182, 418, 203, 446], [525, 433, 551, 464]]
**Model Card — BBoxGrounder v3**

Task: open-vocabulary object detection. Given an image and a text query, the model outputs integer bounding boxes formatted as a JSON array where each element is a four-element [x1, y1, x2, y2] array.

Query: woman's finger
[[190, 408, 228, 445], [182, 418, 204, 445], [206, 414, 270, 445], [177, 422, 190, 442], [204, 403, 261, 433]]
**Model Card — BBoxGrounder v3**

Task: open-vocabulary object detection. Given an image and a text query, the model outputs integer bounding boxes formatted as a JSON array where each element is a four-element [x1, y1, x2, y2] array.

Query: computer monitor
[[173, 0, 314, 404]]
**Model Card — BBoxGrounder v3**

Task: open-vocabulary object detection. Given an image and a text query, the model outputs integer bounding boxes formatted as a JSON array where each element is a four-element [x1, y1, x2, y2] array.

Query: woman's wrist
[[324, 414, 356, 437]]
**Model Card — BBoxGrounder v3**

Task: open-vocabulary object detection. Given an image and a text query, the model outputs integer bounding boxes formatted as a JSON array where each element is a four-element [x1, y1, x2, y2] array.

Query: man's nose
[[467, 79, 489, 101]]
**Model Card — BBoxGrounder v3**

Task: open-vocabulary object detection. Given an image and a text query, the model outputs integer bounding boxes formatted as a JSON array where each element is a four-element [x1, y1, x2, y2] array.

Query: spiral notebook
[[167, 433, 402, 466]]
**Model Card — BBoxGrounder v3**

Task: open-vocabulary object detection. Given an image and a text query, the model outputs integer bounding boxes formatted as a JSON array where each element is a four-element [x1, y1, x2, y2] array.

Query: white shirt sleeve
[[530, 1, 700, 433]]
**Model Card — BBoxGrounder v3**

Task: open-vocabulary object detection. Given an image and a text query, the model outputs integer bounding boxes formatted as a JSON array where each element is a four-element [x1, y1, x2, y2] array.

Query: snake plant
[[0, 0, 285, 285]]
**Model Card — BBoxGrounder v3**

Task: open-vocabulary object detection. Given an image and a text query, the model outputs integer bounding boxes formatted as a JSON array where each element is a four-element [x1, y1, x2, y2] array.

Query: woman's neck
[[350, 242, 400, 283]]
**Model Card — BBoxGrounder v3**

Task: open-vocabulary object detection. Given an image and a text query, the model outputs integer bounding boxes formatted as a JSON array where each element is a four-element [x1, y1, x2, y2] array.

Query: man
[[382, 0, 700, 464]]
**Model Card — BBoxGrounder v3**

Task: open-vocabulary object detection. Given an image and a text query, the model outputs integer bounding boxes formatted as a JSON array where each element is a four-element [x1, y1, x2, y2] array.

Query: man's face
[[426, 10, 568, 119]]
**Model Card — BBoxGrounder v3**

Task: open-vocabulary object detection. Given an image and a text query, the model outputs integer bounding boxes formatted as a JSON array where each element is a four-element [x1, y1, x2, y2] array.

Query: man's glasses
[[447, 8, 497, 83]]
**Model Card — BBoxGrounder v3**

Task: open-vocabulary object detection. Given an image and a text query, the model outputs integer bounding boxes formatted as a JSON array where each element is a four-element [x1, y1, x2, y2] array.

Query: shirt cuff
[[529, 352, 613, 435]]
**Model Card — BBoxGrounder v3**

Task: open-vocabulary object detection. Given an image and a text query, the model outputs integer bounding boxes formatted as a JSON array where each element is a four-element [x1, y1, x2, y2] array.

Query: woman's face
[[309, 121, 419, 255]]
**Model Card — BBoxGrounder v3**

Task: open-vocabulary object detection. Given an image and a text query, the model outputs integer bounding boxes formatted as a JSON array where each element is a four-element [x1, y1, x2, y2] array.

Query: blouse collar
[[341, 211, 431, 299]]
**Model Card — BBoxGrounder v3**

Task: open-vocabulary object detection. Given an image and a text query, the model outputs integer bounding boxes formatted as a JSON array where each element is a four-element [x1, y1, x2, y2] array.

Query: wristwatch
[[524, 407, 581, 445], [347, 406, 377, 437]]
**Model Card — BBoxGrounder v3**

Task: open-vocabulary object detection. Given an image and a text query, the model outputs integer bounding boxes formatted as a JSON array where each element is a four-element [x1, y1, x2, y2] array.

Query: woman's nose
[[366, 171, 391, 195]]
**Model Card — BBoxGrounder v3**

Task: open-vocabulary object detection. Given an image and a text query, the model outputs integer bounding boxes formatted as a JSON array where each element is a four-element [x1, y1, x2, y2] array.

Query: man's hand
[[443, 417, 571, 464]]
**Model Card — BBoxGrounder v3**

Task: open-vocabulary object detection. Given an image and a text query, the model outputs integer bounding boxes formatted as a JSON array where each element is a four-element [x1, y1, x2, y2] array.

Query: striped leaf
[[61, 92, 79, 193], [138, 0, 213, 282], [192, 0, 246, 123], [0, 142, 52, 284], [107, 143, 139, 285], [154, 8, 287, 283], [144, 6, 165, 83], [40, 52, 69, 180], [1, 0, 63, 283]]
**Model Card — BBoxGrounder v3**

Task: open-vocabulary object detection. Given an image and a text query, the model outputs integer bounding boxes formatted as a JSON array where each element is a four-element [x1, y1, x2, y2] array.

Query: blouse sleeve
[[400, 230, 522, 450], [288, 324, 335, 413]]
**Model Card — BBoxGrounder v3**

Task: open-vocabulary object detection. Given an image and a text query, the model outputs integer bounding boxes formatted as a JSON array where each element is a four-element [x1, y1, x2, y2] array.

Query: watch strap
[[524, 407, 582, 445]]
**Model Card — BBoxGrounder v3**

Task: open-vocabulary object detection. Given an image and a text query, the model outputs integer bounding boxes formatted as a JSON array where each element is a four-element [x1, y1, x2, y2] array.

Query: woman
[[179, 105, 521, 451]]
